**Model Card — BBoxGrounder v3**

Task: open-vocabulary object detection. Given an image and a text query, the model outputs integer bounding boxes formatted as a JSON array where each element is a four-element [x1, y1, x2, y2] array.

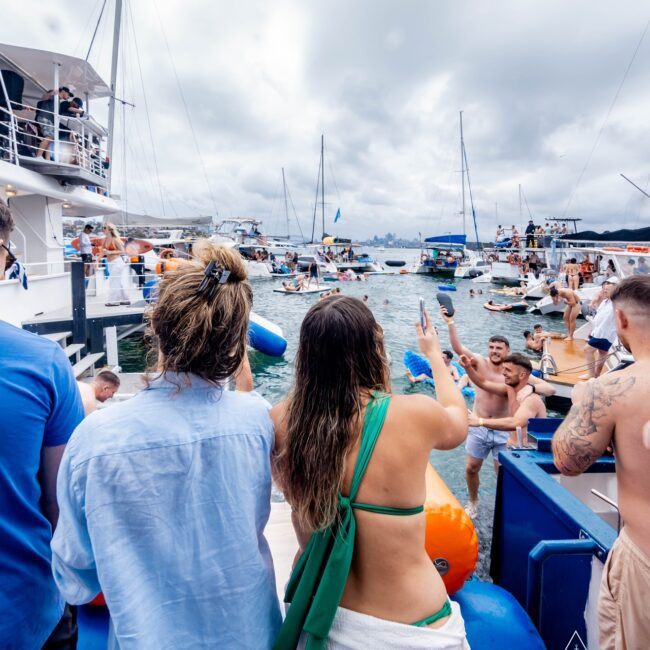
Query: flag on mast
[[334, 208, 341, 223]]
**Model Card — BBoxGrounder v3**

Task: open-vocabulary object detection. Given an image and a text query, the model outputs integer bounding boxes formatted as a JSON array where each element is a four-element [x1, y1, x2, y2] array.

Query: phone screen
[[419, 297, 426, 332]]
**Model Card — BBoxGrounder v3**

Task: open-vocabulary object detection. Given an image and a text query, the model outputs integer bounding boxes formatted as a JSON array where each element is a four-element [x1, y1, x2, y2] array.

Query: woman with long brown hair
[[272, 296, 469, 648], [52, 241, 282, 648], [101, 222, 130, 306]]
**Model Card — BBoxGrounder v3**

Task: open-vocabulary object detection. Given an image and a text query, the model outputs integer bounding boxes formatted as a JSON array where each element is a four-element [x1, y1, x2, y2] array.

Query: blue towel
[[7, 260, 28, 289]]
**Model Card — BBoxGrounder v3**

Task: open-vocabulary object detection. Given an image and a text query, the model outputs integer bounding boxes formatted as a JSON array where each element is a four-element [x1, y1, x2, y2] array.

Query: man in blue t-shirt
[[0, 200, 84, 647]]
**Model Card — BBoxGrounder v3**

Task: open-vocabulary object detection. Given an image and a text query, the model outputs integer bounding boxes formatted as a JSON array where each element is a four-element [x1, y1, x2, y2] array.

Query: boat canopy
[[0, 43, 111, 99], [561, 226, 650, 243], [424, 234, 467, 245]]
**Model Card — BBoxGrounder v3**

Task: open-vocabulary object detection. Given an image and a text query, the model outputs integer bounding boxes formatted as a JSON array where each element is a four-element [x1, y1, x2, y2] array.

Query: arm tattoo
[[553, 376, 635, 475]]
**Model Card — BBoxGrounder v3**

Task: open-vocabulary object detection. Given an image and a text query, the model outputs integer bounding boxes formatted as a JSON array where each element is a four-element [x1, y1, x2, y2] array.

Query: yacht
[[415, 235, 467, 278]]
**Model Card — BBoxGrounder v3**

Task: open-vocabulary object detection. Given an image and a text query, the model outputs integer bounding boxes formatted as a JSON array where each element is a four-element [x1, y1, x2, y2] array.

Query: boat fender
[[424, 465, 479, 594]]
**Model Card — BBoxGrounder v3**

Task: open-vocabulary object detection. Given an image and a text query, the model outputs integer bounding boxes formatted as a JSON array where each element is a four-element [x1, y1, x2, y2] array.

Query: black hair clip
[[197, 261, 230, 299]]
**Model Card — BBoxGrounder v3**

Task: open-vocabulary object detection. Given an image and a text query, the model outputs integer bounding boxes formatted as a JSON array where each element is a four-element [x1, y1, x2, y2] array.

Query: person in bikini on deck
[[550, 285, 581, 340], [459, 352, 547, 447], [553, 275, 650, 650], [272, 297, 470, 649], [440, 304, 555, 519], [564, 257, 581, 290]]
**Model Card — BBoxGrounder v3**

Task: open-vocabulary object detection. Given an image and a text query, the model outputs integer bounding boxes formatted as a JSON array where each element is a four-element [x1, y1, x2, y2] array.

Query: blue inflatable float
[[437, 284, 457, 291], [140, 278, 287, 357], [404, 350, 474, 397]]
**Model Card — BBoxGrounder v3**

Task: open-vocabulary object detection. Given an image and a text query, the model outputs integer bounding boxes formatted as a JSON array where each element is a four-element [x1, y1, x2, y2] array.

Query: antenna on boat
[[620, 173, 650, 199], [459, 111, 466, 237], [106, 0, 123, 192], [321, 134, 325, 240], [282, 167, 290, 239]]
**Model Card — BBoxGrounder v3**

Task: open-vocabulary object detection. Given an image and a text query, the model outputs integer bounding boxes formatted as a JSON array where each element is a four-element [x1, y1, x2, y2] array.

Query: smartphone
[[419, 297, 426, 332]]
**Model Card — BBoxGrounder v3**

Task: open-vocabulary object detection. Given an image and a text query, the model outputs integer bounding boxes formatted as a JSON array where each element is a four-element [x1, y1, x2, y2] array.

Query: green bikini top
[[273, 392, 424, 650]]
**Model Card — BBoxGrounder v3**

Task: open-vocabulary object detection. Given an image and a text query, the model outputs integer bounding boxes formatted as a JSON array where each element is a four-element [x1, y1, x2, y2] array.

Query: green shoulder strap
[[272, 392, 390, 650]]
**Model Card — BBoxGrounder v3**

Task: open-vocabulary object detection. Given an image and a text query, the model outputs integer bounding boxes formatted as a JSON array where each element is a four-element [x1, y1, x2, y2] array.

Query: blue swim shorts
[[466, 426, 510, 461], [587, 336, 612, 352]]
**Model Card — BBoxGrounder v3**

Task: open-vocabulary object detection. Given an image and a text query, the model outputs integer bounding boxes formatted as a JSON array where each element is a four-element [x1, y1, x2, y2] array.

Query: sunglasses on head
[[2, 243, 16, 272]]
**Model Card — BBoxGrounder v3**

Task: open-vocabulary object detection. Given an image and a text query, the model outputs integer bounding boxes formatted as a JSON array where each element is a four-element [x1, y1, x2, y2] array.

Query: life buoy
[[602, 246, 625, 252], [626, 245, 649, 253]]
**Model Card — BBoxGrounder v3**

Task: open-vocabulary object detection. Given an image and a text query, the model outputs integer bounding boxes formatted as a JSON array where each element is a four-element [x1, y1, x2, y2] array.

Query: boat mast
[[460, 111, 466, 237], [518, 184, 522, 232], [321, 134, 325, 239], [106, 0, 123, 192], [282, 167, 290, 239]]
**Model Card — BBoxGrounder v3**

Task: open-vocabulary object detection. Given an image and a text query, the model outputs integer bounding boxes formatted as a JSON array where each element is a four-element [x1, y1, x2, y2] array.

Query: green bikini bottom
[[412, 599, 452, 627]]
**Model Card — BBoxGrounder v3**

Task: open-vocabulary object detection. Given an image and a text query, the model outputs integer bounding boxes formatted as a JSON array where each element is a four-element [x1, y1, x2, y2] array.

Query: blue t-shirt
[[0, 320, 84, 647]]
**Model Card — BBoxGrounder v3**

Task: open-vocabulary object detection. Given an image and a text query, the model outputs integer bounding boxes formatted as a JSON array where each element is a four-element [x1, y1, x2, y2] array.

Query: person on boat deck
[[525, 220, 536, 247], [582, 277, 619, 379], [553, 275, 650, 650], [635, 256, 649, 275], [549, 285, 581, 340], [441, 305, 555, 519], [35, 86, 71, 160], [511, 224, 520, 247], [51, 242, 281, 649], [495, 225, 505, 242], [0, 199, 85, 648], [101, 222, 130, 307], [77, 369, 121, 415], [460, 353, 547, 447], [79, 223, 95, 277], [271, 297, 470, 649]]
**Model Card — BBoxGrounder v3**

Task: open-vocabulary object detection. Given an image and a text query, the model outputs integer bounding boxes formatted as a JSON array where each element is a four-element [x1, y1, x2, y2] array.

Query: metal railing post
[[71, 261, 87, 344]]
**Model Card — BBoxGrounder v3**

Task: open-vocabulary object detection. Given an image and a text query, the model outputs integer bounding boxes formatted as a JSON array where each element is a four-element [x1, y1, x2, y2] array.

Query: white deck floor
[[266, 502, 296, 598]]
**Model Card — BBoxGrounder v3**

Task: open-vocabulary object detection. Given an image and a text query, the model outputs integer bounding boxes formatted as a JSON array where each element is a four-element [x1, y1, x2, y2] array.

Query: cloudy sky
[[2, 1, 649, 240]]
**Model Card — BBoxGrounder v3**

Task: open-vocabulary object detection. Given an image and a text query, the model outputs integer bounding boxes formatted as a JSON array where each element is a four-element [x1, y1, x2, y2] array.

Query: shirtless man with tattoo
[[442, 305, 555, 519], [553, 275, 650, 649], [550, 286, 581, 340], [460, 352, 547, 447]]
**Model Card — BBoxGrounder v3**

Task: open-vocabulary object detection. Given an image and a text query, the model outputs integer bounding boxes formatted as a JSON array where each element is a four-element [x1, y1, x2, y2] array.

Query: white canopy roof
[[0, 43, 111, 99]]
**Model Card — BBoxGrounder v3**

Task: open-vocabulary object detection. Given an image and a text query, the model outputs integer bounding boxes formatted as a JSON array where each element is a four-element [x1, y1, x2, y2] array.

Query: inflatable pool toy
[[424, 464, 478, 594], [437, 284, 457, 291], [385, 260, 406, 267], [483, 300, 529, 312], [403, 350, 475, 397], [273, 285, 327, 294], [248, 312, 287, 357]]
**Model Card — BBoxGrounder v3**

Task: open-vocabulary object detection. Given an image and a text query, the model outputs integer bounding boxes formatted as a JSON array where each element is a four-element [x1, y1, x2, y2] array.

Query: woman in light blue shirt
[[52, 241, 282, 649]]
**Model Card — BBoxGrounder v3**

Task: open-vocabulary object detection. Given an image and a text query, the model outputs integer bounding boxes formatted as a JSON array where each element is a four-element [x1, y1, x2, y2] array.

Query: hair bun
[[192, 240, 248, 282]]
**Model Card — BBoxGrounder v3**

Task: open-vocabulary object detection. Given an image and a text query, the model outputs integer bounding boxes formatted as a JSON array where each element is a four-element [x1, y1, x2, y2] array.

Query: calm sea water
[[119, 248, 566, 579]]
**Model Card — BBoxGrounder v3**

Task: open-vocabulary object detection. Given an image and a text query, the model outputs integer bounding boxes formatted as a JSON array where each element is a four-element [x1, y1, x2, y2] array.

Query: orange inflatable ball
[[423, 464, 478, 595]]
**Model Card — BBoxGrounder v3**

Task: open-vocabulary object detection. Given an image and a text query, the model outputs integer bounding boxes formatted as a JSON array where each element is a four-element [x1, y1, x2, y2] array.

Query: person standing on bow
[[100, 222, 130, 307], [272, 297, 469, 649]]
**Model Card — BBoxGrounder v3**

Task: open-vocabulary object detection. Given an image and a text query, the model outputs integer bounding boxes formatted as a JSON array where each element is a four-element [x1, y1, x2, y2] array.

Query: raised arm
[[528, 375, 557, 396], [440, 305, 475, 359], [414, 310, 468, 449], [553, 376, 626, 476], [458, 354, 507, 396]]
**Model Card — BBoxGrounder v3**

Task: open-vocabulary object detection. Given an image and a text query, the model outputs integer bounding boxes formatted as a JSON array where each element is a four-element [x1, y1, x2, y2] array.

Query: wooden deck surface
[[545, 338, 588, 387]]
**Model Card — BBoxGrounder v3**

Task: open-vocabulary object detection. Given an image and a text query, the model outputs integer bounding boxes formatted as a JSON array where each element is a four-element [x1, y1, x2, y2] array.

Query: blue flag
[[334, 208, 341, 223]]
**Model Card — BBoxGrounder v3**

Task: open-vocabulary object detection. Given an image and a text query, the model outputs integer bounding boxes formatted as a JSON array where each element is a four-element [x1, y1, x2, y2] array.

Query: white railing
[[0, 102, 108, 185]]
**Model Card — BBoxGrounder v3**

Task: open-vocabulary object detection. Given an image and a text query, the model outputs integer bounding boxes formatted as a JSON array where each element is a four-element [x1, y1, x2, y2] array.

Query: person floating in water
[[271, 297, 470, 648]]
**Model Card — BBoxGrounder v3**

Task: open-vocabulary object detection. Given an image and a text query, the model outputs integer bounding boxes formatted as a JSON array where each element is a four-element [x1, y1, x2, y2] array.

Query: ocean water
[[119, 248, 567, 579]]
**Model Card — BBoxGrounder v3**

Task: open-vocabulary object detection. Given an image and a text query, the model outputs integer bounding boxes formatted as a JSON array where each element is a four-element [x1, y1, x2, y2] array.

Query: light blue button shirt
[[51, 374, 282, 649]]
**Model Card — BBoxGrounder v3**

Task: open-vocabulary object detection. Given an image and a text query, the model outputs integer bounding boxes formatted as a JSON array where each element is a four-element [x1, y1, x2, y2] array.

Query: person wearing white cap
[[583, 276, 619, 378]]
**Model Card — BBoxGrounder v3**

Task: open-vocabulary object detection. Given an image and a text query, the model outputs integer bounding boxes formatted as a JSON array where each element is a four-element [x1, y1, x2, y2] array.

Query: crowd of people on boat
[[495, 220, 569, 248], [1, 195, 650, 649]]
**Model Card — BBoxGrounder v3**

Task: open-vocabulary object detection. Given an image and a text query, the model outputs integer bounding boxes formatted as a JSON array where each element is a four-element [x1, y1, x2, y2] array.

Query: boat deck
[[543, 338, 587, 388]]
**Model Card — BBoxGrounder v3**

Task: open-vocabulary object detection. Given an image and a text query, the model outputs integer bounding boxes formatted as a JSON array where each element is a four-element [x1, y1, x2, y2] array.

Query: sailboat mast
[[459, 111, 466, 237], [282, 167, 290, 239], [106, 0, 123, 192], [518, 184, 522, 231], [321, 134, 325, 239]]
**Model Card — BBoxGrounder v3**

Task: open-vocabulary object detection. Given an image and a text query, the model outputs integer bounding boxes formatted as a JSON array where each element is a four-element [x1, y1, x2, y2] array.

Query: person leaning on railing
[[35, 86, 71, 160]]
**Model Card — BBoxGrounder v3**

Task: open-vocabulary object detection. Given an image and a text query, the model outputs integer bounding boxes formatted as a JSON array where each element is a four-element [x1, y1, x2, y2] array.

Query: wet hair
[[488, 335, 510, 348], [443, 350, 453, 360], [550, 287, 559, 297], [275, 296, 390, 531], [95, 370, 121, 387], [523, 330, 532, 338], [533, 323, 543, 330], [610, 275, 650, 316], [0, 199, 14, 240], [146, 240, 252, 386], [505, 353, 533, 374]]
